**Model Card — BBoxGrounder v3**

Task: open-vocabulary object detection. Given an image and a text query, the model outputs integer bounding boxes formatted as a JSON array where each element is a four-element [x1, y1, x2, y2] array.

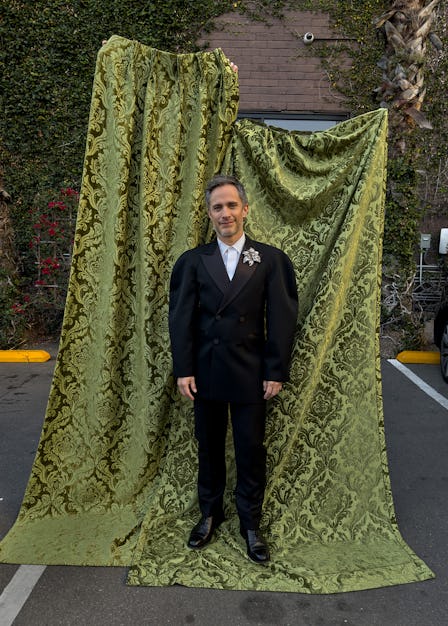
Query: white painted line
[[388, 358, 448, 411], [0, 565, 46, 626]]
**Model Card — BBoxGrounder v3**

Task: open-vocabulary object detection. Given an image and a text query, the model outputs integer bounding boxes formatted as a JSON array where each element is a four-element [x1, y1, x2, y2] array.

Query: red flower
[[48, 201, 66, 211], [30, 235, 41, 247], [61, 188, 79, 197], [40, 257, 60, 273]]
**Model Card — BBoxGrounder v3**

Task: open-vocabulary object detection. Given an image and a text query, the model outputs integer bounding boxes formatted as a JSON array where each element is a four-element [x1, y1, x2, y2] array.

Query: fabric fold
[[0, 36, 238, 566]]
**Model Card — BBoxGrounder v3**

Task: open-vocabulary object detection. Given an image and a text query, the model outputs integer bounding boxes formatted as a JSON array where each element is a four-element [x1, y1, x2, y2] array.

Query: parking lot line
[[0, 565, 46, 626], [388, 359, 448, 411]]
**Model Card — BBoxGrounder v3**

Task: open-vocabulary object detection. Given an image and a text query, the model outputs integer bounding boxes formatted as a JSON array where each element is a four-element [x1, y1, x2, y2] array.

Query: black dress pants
[[193, 397, 267, 530]]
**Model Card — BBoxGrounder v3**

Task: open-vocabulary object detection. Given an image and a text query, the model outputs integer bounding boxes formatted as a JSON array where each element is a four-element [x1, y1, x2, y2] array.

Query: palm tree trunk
[[375, 0, 442, 153]]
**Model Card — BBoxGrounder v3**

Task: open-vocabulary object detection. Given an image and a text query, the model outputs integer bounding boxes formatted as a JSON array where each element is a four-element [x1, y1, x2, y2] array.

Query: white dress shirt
[[218, 234, 246, 280]]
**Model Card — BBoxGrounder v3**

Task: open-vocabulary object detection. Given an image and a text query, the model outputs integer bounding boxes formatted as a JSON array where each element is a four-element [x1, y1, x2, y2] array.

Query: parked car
[[434, 299, 448, 381]]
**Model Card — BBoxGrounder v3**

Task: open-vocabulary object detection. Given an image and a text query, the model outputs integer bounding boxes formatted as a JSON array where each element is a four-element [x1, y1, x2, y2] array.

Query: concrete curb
[[396, 351, 440, 364], [0, 350, 51, 363]]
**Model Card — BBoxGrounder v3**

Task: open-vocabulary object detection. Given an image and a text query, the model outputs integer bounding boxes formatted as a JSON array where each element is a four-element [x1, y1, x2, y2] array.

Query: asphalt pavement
[[0, 342, 447, 625]]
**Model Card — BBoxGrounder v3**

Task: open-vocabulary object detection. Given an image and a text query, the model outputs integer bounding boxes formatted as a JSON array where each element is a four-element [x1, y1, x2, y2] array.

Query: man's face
[[207, 184, 248, 245]]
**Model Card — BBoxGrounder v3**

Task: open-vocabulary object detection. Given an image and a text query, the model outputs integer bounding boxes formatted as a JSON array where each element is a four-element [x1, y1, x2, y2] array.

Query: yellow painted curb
[[0, 350, 51, 363], [396, 350, 440, 364]]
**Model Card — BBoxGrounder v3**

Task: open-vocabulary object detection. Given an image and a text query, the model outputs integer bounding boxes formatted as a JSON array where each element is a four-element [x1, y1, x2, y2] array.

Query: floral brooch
[[242, 247, 261, 266]]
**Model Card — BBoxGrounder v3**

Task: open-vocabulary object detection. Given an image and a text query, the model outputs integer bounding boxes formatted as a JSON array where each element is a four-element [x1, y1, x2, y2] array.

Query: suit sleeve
[[264, 250, 298, 382], [168, 252, 198, 378]]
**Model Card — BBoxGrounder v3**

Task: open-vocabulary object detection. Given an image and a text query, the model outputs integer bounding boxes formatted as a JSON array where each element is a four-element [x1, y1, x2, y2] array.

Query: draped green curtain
[[0, 37, 434, 593]]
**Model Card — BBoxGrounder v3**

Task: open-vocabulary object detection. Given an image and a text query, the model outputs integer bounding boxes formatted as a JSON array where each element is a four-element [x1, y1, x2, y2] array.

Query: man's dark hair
[[205, 175, 248, 208]]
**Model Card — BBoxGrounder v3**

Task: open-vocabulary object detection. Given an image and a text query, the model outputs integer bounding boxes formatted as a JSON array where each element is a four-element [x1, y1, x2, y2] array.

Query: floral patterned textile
[[0, 37, 434, 593]]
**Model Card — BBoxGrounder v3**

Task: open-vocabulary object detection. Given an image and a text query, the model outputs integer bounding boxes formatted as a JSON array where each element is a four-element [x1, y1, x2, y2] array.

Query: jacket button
[[213, 338, 220, 345], [239, 316, 245, 322], [215, 314, 221, 320]]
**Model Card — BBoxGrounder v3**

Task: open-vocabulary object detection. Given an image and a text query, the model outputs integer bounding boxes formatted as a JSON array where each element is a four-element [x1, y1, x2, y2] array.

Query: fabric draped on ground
[[0, 36, 434, 593]]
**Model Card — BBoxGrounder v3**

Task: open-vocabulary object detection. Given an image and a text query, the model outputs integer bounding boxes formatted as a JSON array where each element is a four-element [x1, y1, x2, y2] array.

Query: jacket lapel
[[200, 242, 230, 293]]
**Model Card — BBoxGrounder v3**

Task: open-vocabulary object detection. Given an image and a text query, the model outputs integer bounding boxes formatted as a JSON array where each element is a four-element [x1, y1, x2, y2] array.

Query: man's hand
[[263, 380, 283, 400], [177, 376, 197, 401]]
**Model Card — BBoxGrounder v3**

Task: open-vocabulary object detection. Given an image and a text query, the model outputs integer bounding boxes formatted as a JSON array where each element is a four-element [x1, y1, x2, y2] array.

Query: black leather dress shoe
[[187, 516, 223, 549], [240, 528, 270, 563]]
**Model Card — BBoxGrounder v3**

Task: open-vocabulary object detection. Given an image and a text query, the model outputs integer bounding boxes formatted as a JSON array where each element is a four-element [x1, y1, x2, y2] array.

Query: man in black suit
[[169, 175, 298, 563]]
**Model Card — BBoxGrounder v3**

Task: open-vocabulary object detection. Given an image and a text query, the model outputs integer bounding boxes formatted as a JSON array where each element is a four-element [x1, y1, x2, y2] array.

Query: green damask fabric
[[0, 37, 434, 593]]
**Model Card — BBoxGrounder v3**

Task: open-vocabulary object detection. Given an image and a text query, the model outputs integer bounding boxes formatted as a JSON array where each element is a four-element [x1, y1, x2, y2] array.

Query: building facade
[[200, 8, 350, 130]]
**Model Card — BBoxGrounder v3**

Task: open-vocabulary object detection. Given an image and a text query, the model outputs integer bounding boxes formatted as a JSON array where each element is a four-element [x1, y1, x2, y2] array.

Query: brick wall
[[199, 9, 350, 115]]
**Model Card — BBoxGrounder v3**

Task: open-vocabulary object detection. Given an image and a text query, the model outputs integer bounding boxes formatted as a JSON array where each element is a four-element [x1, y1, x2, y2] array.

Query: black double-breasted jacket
[[169, 236, 298, 403]]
